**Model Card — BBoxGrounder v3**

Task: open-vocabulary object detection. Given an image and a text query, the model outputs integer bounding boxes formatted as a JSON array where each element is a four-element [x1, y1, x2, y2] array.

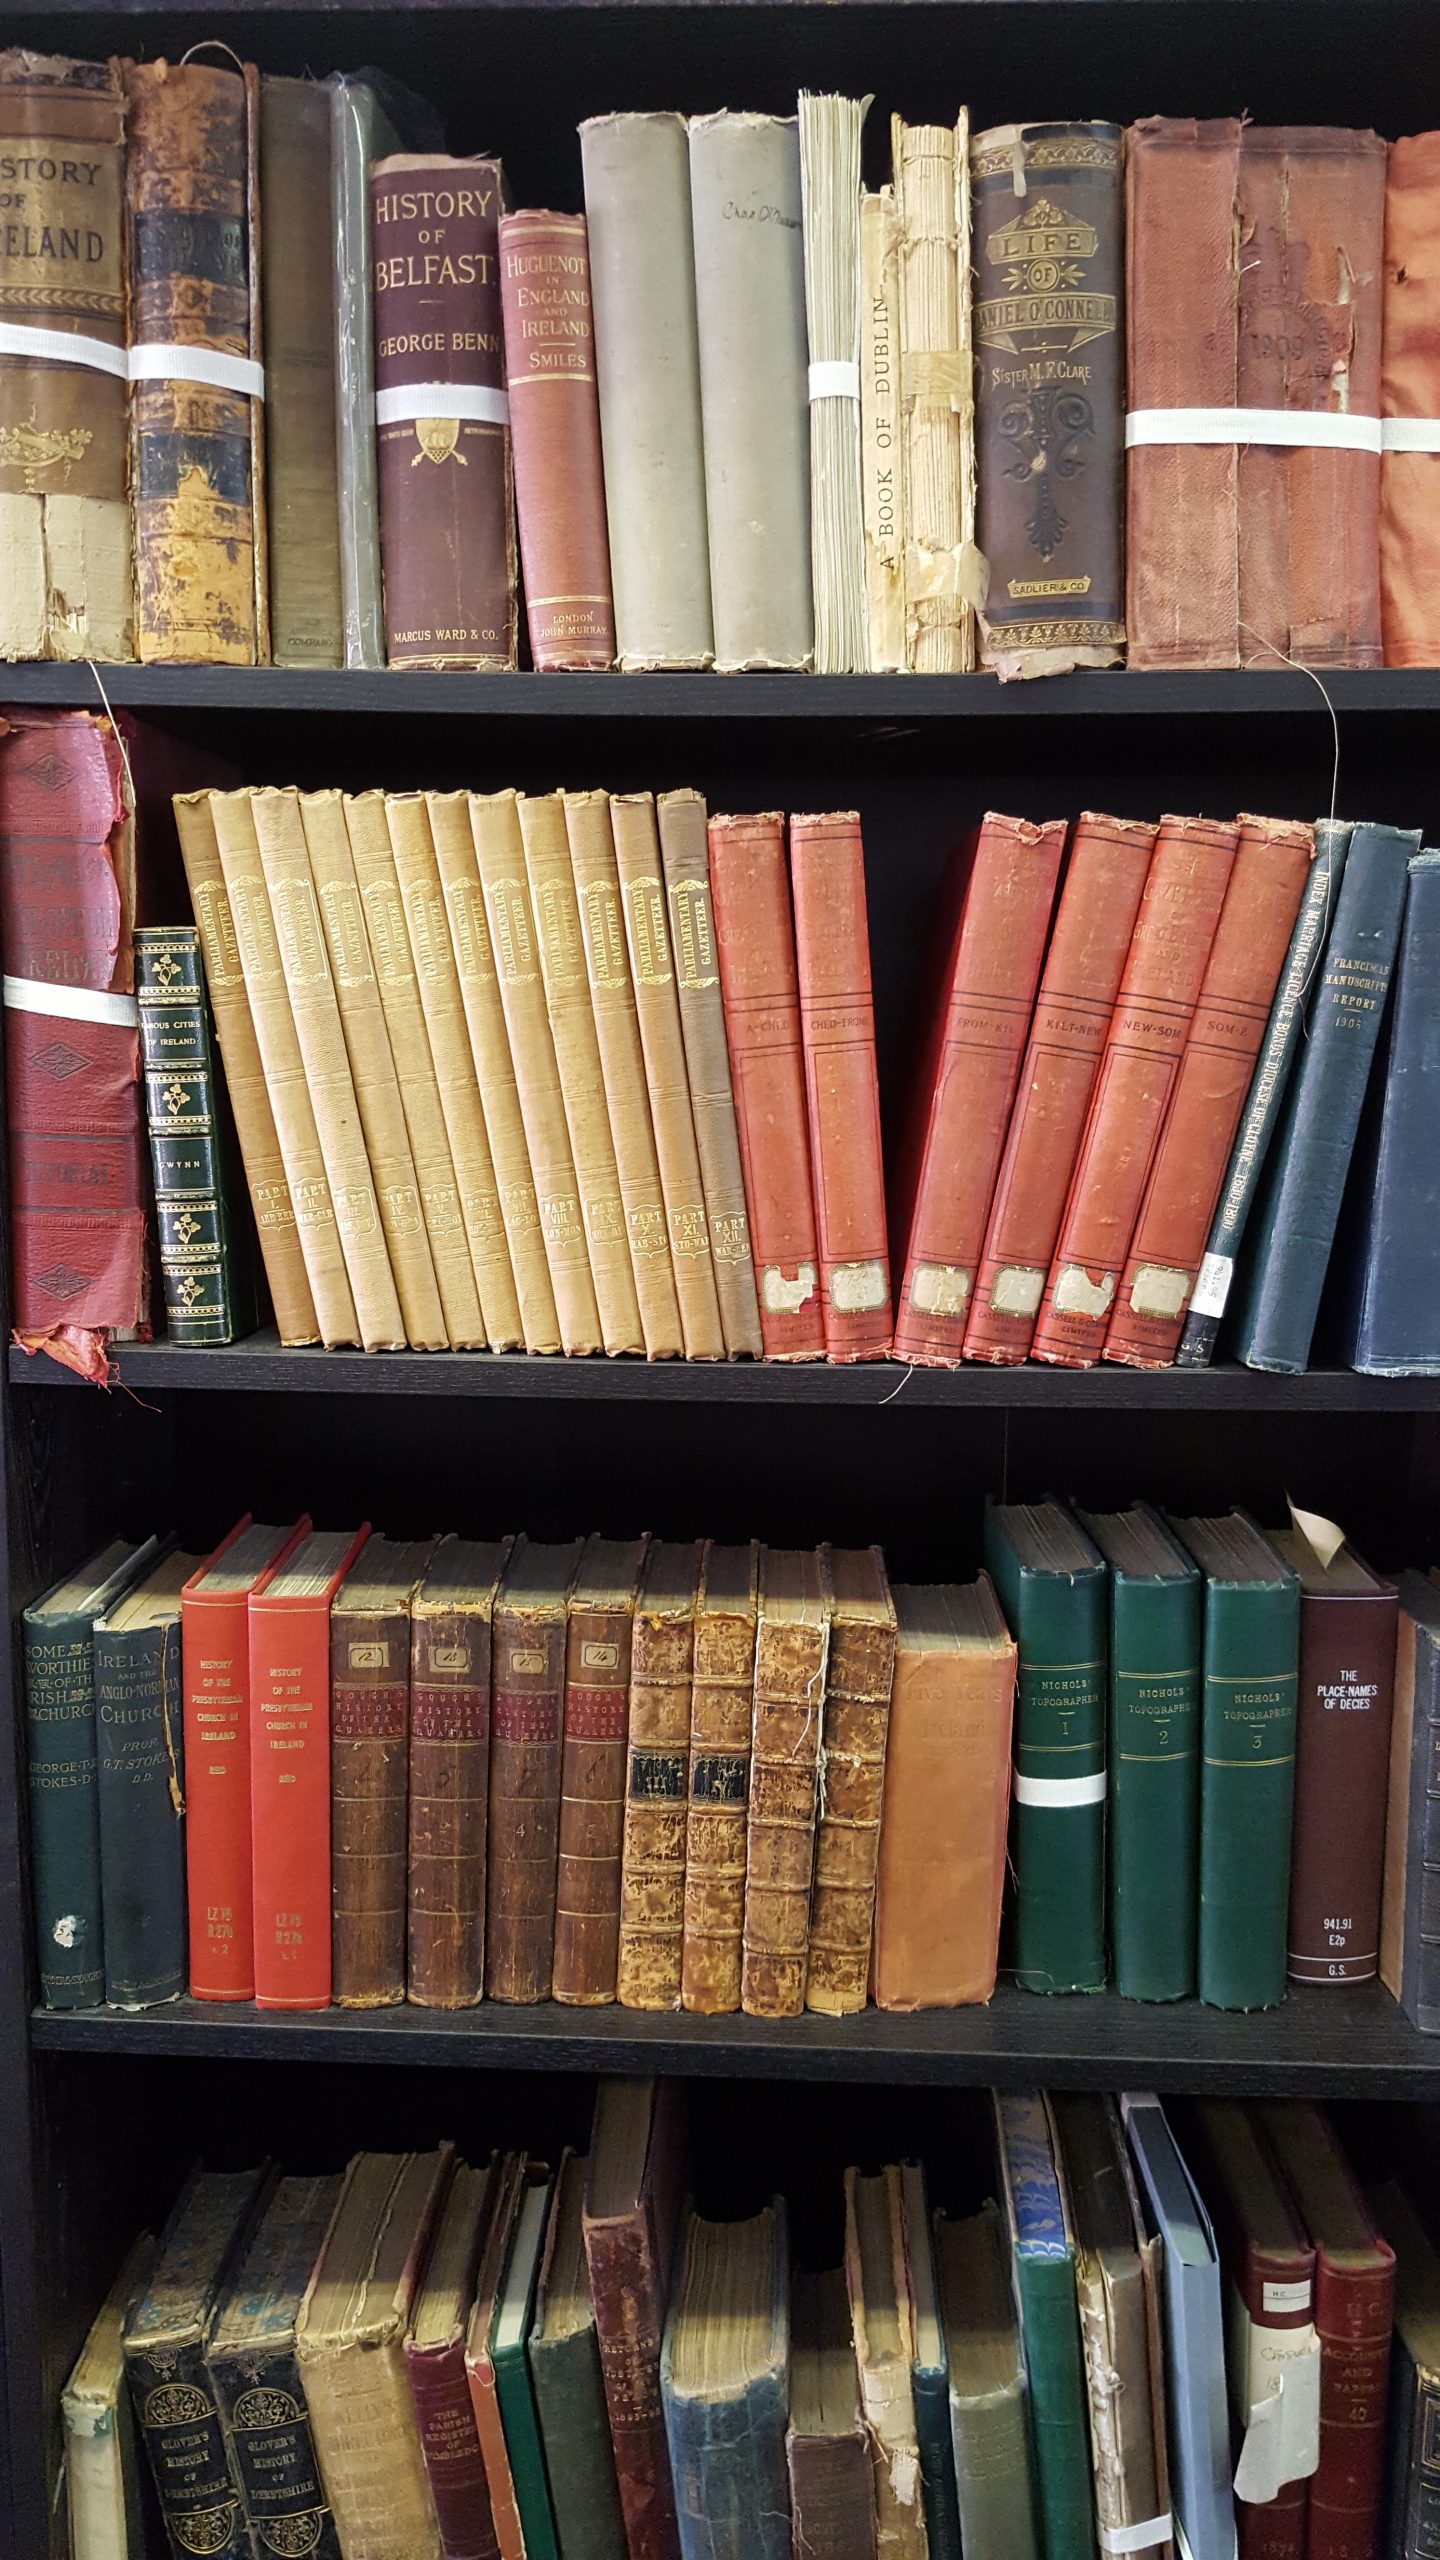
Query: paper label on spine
[[1189, 1252, 1234, 1320]]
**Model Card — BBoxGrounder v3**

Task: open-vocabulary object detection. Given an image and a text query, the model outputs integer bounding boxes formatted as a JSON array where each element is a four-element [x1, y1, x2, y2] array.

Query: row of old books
[[26, 1500, 1440, 2030], [61, 2077, 1440, 2560], [11, 47, 1440, 680]]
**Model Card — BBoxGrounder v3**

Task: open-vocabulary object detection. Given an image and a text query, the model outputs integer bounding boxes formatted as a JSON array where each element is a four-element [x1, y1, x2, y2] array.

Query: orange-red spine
[[1104, 814, 1315, 1368], [248, 1521, 368, 2011], [790, 811, 892, 1362], [183, 1516, 302, 2001]]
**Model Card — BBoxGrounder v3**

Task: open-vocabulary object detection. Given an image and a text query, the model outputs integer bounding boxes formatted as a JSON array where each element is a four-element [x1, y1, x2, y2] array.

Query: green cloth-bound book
[[1169, 1510, 1300, 2011], [982, 1499, 1107, 1993], [993, 2093, 1095, 2560], [529, 2152, 626, 2560], [495, 2169, 560, 2560], [1076, 1502, 1202, 2002], [136, 924, 254, 1345]]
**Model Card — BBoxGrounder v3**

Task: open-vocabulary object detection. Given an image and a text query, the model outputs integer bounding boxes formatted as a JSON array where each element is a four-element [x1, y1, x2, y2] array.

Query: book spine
[[1309, 2252, 1394, 2560], [405, 2337, 502, 2560], [519, 792, 644, 1355], [124, 60, 258, 665], [260, 79, 343, 667], [658, 791, 764, 1358], [966, 813, 1157, 1363], [1381, 136, 1440, 667], [329, 76, 390, 671], [371, 152, 515, 670], [859, 186, 906, 675], [583, 2219, 682, 2560], [580, 113, 713, 671], [127, 2335, 249, 2560], [136, 927, 239, 1346], [487, 1601, 567, 2001], [25, 1606, 105, 2008], [688, 111, 812, 673], [1108, 1570, 1202, 2003], [1195, 1574, 1301, 2010], [790, 813, 893, 1361], [1105, 818, 1316, 1367], [498, 209, 615, 671], [786, 2436, 877, 2560], [1398, 2356, 1440, 2559], [174, 794, 319, 1347], [563, 789, 684, 1359], [663, 2369, 790, 2560], [1401, 1621, 1440, 2034], [302, 2333, 443, 2560], [707, 813, 825, 1358], [982, 1532, 1106, 1994], [1235, 2237, 1313, 2560], [893, 115, 974, 676], [528, 2327, 628, 2560], [618, 1604, 695, 2011], [554, 1593, 636, 2005], [97, 1617, 186, 2007], [911, 2363, 963, 2560], [1013, 2251, 1095, 2560], [1124, 119, 1245, 672], [0, 51, 130, 662], [682, 1574, 759, 2018], [184, 1581, 256, 2002], [1349, 855, 1440, 1373], [1233, 824, 1416, 1373], [871, 1612, 1017, 2010], [894, 817, 1067, 1365], [610, 794, 727, 1360], [250, 1575, 336, 2012], [209, 2340, 343, 2560], [331, 1599, 412, 2008], [1288, 1591, 1398, 1983], [806, 1584, 895, 2016], [410, 1602, 491, 2011], [743, 1595, 831, 2019], [972, 121, 1124, 677], [1033, 816, 1240, 1366], [798, 93, 869, 675]]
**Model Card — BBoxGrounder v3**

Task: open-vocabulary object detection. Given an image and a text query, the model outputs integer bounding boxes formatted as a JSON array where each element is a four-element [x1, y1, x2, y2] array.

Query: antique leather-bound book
[[260, 78, 342, 666], [618, 1542, 704, 2011], [553, 1534, 648, 2007], [844, 2168, 929, 2560], [95, 1546, 196, 2010], [530, 2154, 627, 2560], [499, 209, 615, 671], [487, 1538, 583, 2002], [1104, 815, 1315, 1368], [790, 812, 892, 1361], [658, 791, 763, 1358], [63, 2233, 155, 2560], [859, 185, 906, 674], [707, 812, 824, 1359], [405, 2160, 502, 2560], [1269, 1533, 1397, 1987], [582, 2077, 685, 2560], [892, 115, 975, 674], [786, 2268, 877, 2560], [681, 1541, 760, 2017], [688, 112, 812, 672], [124, 2166, 270, 2560], [611, 793, 726, 1361], [660, 2203, 791, 2560], [136, 925, 255, 1346], [1033, 815, 1240, 1368], [1381, 138, 1440, 666], [580, 114, 713, 671], [0, 49, 130, 662], [124, 58, 261, 664], [183, 1519, 301, 2002], [966, 813, 1157, 1363], [971, 121, 1125, 678], [206, 2174, 344, 2560], [409, 1537, 510, 2012], [371, 153, 516, 670], [891, 813, 1067, 1367], [562, 789, 683, 1359], [330, 1536, 437, 2008], [806, 1546, 896, 2016], [743, 1548, 833, 2019], [1052, 2095, 1172, 2560], [249, 1524, 367, 2012]]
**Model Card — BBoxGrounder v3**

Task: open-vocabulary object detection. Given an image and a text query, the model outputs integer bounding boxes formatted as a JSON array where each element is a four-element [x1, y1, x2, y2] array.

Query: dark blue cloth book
[[1347, 850, 1440, 1373], [900, 2163, 961, 2560], [95, 1545, 193, 2008], [1231, 820, 1418, 1373], [661, 2200, 789, 2560]]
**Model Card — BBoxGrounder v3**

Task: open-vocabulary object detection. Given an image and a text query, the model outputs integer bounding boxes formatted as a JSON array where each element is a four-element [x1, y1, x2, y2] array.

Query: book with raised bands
[[806, 1546, 895, 2016], [681, 1542, 760, 2017], [554, 1534, 648, 2007], [487, 1539, 582, 2003], [331, 1536, 437, 2009], [743, 1548, 832, 2018], [409, 1537, 511, 2012], [618, 1542, 704, 2012]]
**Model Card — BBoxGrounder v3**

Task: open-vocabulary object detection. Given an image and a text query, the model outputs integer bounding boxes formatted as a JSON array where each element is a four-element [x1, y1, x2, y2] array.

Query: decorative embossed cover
[[124, 2163, 270, 2560], [207, 2173, 345, 2560]]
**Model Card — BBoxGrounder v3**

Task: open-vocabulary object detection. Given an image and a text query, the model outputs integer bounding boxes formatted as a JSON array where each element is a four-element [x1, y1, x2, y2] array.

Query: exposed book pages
[[1269, 1532, 1398, 1986], [661, 2202, 791, 2560], [657, 790, 763, 1357], [259, 78, 342, 668], [124, 2164, 270, 2560], [899, 2163, 961, 2560], [499, 210, 616, 672], [491, 2168, 560, 2560], [1381, 139, 1440, 666], [843, 2167, 928, 2560], [934, 2205, 1040, 2560], [182, 1519, 299, 2002], [618, 1541, 704, 2011], [786, 2268, 876, 2560], [582, 2077, 686, 2560], [529, 2152, 626, 2560], [554, 1535, 648, 2006], [95, 1545, 196, 2010], [63, 2234, 154, 2560], [743, 1548, 833, 2018], [1120, 2095, 1234, 2560], [206, 2173, 344, 2560], [681, 1541, 760, 2016], [799, 92, 870, 672], [1379, 1572, 1440, 2034], [992, 2093, 1093, 2560], [330, 1536, 437, 2008], [859, 185, 906, 674], [1345, 850, 1440, 1374], [1052, 2093, 1172, 2560], [404, 2158, 502, 2560], [892, 115, 976, 673], [409, 1537, 511, 2011], [249, 1524, 368, 2011], [487, 1539, 583, 2003], [806, 1545, 896, 2016]]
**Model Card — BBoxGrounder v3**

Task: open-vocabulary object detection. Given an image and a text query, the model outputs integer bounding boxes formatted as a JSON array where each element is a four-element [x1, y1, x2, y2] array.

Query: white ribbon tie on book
[[0, 321, 264, 399], [1099, 2520, 1175, 2556], [3, 975, 139, 1030], [1126, 405, 1440, 454], [375, 382, 510, 427], [1013, 1770, 1108, 1808]]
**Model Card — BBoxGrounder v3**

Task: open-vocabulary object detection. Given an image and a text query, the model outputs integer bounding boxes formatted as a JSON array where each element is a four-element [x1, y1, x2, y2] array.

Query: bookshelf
[[3, 1, 1438, 2554]]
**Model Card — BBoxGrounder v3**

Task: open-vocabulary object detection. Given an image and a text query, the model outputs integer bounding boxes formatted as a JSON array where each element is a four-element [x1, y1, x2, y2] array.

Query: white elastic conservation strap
[[809, 359, 860, 402], [1013, 1770, 1108, 1809], [0, 320, 127, 379], [1126, 406, 1381, 454], [375, 382, 510, 427], [3, 974, 138, 1029], [1188, 1252, 1234, 1321], [1382, 418, 1440, 452], [1100, 2521, 1174, 2557], [129, 342, 265, 399]]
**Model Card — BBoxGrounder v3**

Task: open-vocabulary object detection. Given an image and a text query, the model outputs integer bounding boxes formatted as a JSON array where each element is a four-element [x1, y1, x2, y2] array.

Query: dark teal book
[[24, 1535, 160, 2009], [900, 2162, 961, 2560], [993, 2093, 1095, 2560], [1231, 818, 1418, 1374], [124, 2164, 271, 2560], [1176, 817, 1352, 1368], [1076, 1503, 1202, 2002], [1346, 850, 1440, 1374], [1370, 2183, 1440, 2560], [982, 1498, 1107, 1994], [135, 924, 256, 1347], [206, 2174, 344, 2560], [529, 2152, 626, 2560], [494, 2168, 560, 2560], [662, 2199, 790, 2560], [95, 1543, 194, 2009]]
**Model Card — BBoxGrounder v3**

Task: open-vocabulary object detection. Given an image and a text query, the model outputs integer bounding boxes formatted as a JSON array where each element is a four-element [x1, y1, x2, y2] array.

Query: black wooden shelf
[[29, 1982, 1439, 2096]]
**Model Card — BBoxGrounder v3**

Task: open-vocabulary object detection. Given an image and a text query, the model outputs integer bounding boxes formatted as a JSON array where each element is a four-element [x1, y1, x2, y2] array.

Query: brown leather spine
[[1105, 816, 1315, 1367], [1033, 816, 1240, 1367], [806, 1547, 896, 2017], [617, 1543, 703, 2011], [408, 1537, 509, 2011], [1125, 119, 1244, 672], [743, 1548, 832, 2019], [259, 78, 342, 667], [498, 209, 615, 671], [583, 2081, 685, 2560], [485, 1539, 580, 2003], [789, 813, 892, 1361], [371, 153, 516, 670], [330, 1538, 435, 2009], [658, 790, 763, 1358], [681, 1541, 760, 2017], [1280, 1547, 1399, 1987], [124, 59, 259, 665], [707, 813, 824, 1359], [1382, 137, 1440, 666], [553, 1535, 647, 2007], [965, 814, 1157, 1364]]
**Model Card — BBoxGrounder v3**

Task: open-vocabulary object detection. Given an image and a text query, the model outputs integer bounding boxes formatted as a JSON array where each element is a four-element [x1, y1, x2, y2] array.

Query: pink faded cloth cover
[[1381, 133, 1440, 665]]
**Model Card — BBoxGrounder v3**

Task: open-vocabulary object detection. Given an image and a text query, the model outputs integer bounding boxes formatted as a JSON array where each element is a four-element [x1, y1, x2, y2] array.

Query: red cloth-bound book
[[183, 1516, 306, 2000], [789, 812, 892, 1362], [248, 1522, 368, 2010]]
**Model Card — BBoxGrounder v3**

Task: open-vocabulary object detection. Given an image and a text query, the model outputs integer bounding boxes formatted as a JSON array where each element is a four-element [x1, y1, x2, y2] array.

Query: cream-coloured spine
[[893, 112, 977, 672], [860, 185, 907, 673], [657, 788, 762, 1356]]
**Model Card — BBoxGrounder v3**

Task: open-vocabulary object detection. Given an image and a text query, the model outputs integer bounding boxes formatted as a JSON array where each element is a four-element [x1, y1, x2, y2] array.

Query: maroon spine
[[583, 2080, 684, 2560], [1286, 1568, 1399, 1984], [1309, 2228, 1395, 2560], [499, 210, 615, 671], [405, 2335, 502, 2560]]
